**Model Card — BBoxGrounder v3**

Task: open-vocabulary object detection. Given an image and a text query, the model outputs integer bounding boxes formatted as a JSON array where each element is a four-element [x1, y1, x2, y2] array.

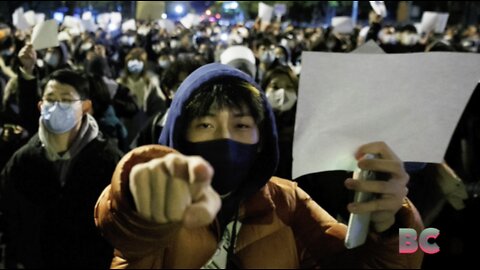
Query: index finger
[[186, 156, 213, 185], [162, 154, 213, 185]]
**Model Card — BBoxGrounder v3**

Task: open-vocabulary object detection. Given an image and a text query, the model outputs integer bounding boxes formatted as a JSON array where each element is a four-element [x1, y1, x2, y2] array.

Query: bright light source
[[53, 12, 64, 23], [175, 5, 184, 14], [231, 2, 238, 9], [205, 9, 212, 16], [161, 13, 167, 19], [220, 33, 228, 41], [215, 13, 221, 19], [82, 11, 92, 21]]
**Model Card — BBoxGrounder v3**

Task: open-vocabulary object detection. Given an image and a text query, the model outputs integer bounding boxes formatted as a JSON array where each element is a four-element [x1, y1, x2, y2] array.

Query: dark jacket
[[0, 133, 123, 268]]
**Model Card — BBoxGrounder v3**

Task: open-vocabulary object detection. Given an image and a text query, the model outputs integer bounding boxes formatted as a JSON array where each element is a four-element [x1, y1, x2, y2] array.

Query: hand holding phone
[[345, 153, 381, 249], [344, 142, 410, 248]]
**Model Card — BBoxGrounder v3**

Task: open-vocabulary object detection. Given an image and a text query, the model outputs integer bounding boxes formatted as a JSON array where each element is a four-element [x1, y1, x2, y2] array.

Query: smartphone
[[345, 153, 382, 249]]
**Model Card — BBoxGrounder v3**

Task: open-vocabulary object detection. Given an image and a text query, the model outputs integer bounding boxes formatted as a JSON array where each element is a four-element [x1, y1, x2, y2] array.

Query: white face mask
[[41, 101, 82, 134], [121, 36, 135, 46], [127, 60, 144, 74], [44, 52, 60, 67], [260, 50, 275, 65], [266, 88, 297, 112], [378, 32, 397, 44], [158, 59, 170, 69], [170, 40, 179, 49], [80, 42, 93, 51], [400, 33, 420, 46]]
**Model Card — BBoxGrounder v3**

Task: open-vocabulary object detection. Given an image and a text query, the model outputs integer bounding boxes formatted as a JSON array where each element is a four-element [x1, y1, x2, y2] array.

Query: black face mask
[[183, 139, 258, 196]]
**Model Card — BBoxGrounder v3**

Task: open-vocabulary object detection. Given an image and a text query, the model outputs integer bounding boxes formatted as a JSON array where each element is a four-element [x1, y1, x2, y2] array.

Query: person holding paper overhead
[[95, 63, 423, 268]]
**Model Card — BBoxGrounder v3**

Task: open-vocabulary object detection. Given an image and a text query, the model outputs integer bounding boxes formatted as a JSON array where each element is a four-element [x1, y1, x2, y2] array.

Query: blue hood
[[159, 63, 279, 200]]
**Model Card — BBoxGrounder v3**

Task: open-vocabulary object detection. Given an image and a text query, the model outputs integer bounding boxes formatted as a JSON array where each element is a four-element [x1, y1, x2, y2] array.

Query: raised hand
[[345, 141, 409, 233], [129, 153, 221, 229]]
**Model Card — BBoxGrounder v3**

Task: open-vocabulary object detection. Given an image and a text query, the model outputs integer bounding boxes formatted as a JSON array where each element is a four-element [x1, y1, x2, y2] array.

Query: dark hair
[[45, 69, 90, 99], [122, 47, 148, 78], [184, 78, 265, 127], [161, 58, 202, 93], [86, 56, 112, 78], [261, 65, 298, 92], [86, 74, 111, 117], [255, 36, 275, 51], [275, 44, 290, 63], [401, 24, 418, 34]]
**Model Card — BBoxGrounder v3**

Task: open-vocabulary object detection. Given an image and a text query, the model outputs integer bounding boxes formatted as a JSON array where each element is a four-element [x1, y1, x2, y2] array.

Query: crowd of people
[[0, 8, 479, 268]]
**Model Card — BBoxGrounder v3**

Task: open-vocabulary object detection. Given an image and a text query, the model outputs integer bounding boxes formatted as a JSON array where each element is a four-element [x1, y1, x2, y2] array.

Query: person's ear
[[81, 99, 92, 114], [37, 100, 43, 112]]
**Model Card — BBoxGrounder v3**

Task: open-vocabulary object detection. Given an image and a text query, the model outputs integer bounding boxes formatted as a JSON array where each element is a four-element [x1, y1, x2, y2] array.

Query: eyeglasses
[[42, 99, 82, 109]]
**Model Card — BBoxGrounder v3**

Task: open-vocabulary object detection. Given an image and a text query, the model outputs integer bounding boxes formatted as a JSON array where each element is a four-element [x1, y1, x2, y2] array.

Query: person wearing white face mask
[[158, 56, 171, 70], [396, 24, 425, 53], [254, 37, 276, 83], [266, 87, 297, 112], [44, 50, 60, 68], [42, 43, 73, 72], [117, 48, 166, 147], [0, 69, 123, 268], [261, 65, 298, 180]]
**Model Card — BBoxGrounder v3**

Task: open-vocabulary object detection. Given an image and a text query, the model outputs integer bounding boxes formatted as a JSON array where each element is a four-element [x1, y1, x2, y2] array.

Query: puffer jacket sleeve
[[94, 145, 182, 260], [283, 180, 424, 268]]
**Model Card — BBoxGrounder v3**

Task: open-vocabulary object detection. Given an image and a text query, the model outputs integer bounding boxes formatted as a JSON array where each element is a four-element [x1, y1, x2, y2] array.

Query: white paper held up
[[332, 16, 354, 34], [12, 7, 30, 31], [420, 11, 449, 34], [122, 19, 137, 32], [369, 1, 388, 18], [158, 19, 175, 34], [24, 10, 36, 26], [258, 2, 274, 23], [32, 20, 59, 50], [136, 1, 165, 21], [292, 52, 480, 179]]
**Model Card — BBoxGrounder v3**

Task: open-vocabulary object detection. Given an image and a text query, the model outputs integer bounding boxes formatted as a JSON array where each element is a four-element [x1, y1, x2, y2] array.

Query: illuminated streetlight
[[175, 5, 184, 14], [53, 12, 64, 23]]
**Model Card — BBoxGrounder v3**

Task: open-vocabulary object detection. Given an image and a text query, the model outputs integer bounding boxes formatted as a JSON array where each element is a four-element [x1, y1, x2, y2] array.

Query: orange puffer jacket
[[95, 145, 424, 269]]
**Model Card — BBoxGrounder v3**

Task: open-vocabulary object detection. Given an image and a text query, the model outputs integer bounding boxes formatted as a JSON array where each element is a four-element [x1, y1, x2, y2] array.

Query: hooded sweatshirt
[[159, 63, 279, 227], [38, 114, 99, 186]]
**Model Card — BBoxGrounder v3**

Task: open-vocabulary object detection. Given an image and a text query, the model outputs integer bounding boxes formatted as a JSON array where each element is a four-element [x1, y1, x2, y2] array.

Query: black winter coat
[[0, 134, 123, 268]]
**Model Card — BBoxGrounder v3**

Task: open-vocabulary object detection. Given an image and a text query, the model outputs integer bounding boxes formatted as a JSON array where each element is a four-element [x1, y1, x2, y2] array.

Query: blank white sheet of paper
[[292, 52, 480, 179]]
